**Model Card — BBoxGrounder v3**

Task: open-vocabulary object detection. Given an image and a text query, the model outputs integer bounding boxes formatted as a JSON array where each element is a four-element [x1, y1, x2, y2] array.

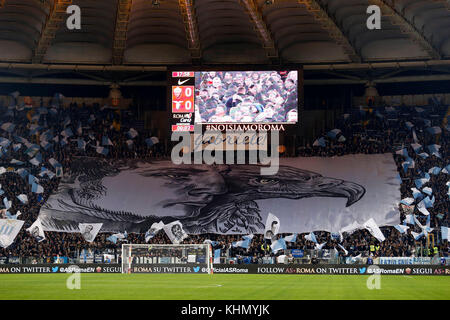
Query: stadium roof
[[0, 0, 449, 67]]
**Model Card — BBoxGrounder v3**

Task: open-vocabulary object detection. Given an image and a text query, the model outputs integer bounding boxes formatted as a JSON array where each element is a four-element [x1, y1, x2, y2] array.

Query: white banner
[[145, 221, 165, 242], [264, 213, 280, 240], [191, 132, 268, 151], [79, 223, 102, 242], [39, 154, 400, 235], [163, 221, 188, 244], [26, 219, 46, 242], [0, 219, 24, 248], [379, 257, 431, 265], [256, 154, 400, 234], [363, 218, 386, 242]]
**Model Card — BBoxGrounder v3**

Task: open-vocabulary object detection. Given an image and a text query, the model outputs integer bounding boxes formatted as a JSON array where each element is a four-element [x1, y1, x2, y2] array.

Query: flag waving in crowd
[[79, 223, 103, 243], [26, 219, 45, 242], [270, 238, 286, 253], [0, 219, 24, 248], [264, 213, 280, 240], [145, 221, 165, 242], [232, 235, 254, 249], [163, 221, 188, 244], [363, 218, 385, 242]]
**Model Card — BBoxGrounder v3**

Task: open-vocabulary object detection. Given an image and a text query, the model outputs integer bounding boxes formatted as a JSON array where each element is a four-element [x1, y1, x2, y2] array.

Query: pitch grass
[[0, 274, 449, 300]]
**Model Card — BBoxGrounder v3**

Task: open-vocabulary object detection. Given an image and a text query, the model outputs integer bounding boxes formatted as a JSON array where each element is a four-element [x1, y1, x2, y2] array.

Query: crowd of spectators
[[297, 103, 449, 259], [0, 92, 448, 264]]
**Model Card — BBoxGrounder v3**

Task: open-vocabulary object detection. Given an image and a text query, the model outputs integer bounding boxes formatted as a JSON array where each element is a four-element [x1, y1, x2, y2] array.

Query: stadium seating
[[0, 92, 447, 264]]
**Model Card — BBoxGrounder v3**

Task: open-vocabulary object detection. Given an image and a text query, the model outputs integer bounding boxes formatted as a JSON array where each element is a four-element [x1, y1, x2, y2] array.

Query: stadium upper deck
[[0, 0, 449, 66]]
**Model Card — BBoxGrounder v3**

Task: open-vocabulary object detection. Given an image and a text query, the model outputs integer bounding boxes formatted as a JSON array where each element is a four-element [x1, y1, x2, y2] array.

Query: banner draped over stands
[[38, 154, 400, 235]]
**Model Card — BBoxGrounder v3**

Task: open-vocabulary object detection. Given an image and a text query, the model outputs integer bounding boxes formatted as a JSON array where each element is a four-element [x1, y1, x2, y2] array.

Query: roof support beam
[[112, 0, 133, 65], [368, 0, 441, 59], [306, 74, 450, 85], [0, 76, 165, 86], [298, 0, 361, 63], [179, 0, 201, 62], [3, 74, 450, 86], [0, 62, 167, 71], [33, 0, 73, 64], [3, 60, 450, 73], [240, 0, 278, 61]]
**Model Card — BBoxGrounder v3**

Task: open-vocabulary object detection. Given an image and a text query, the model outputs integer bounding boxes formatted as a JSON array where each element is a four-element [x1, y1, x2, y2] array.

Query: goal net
[[121, 243, 213, 274]]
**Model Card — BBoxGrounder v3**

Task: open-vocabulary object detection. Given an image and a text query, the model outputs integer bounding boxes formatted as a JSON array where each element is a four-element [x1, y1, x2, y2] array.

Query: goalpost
[[121, 243, 213, 274]]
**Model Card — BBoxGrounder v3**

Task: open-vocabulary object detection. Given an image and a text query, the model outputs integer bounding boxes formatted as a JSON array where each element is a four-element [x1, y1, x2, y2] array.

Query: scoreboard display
[[169, 72, 196, 132], [168, 69, 301, 132], [172, 86, 194, 113]]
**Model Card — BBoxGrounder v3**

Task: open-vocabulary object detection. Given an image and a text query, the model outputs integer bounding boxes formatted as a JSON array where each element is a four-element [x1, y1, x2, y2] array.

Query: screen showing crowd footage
[[194, 71, 298, 124]]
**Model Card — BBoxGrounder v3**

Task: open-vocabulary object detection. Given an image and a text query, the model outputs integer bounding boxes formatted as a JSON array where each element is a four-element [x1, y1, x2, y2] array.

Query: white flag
[[17, 194, 28, 204], [339, 221, 361, 235], [3, 197, 11, 210], [78, 223, 103, 243], [394, 225, 409, 234], [413, 215, 425, 230], [417, 200, 430, 216], [29, 157, 41, 166], [163, 221, 188, 244], [305, 232, 318, 243], [403, 214, 415, 225], [48, 158, 60, 168], [413, 216, 433, 236], [264, 213, 280, 240], [26, 219, 45, 242], [337, 244, 348, 255], [400, 197, 414, 205], [283, 233, 297, 242], [213, 249, 221, 264], [363, 218, 385, 242], [315, 242, 326, 250], [411, 231, 423, 240], [410, 143, 421, 153], [422, 187, 432, 196], [128, 128, 138, 139], [145, 221, 165, 242], [270, 238, 286, 253], [113, 231, 127, 240], [441, 226, 449, 241], [0, 219, 24, 248]]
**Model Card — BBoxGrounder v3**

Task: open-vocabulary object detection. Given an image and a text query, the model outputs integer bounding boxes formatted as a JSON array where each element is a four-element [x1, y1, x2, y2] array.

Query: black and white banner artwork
[[38, 154, 400, 235]]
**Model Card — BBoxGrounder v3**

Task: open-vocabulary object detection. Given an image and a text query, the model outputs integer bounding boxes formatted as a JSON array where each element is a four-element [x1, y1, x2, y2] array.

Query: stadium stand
[[0, 92, 447, 265], [0, 0, 448, 271]]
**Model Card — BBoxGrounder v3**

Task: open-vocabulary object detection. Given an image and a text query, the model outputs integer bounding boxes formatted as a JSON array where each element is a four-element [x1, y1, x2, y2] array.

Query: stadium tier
[[0, 92, 447, 266]]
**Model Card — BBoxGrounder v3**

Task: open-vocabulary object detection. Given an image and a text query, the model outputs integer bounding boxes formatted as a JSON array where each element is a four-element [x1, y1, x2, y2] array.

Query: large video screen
[[169, 70, 299, 131], [195, 71, 298, 124]]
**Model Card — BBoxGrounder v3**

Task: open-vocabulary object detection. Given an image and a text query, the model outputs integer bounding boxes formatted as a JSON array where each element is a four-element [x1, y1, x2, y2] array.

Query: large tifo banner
[[38, 154, 400, 235]]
